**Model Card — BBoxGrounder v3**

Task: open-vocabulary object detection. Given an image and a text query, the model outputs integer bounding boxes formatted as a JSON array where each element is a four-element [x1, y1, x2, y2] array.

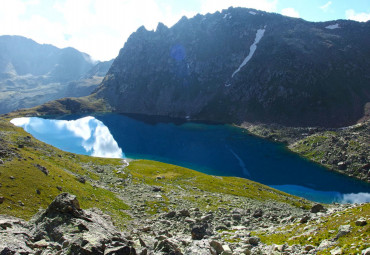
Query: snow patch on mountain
[[325, 23, 340, 29], [232, 27, 266, 78]]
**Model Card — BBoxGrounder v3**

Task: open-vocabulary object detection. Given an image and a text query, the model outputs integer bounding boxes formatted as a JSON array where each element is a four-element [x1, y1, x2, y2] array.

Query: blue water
[[11, 113, 370, 204]]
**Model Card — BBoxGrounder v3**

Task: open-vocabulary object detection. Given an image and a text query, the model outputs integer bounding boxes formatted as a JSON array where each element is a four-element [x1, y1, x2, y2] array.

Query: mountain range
[[95, 7, 370, 128], [0, 35, 113, 114]]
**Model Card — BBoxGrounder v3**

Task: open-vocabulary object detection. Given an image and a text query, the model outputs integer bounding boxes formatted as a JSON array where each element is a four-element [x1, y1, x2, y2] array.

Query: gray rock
[[184, 240, 212, 255], [232, 214, 242, 221], [318, 239, 337, 250], [104, 246, 136, 255], [248, 236, 260, 246], [210, 240, 224, 254], [185, 217, 196, 224], [179, 209, 190, 217], [304, 245, 315, 251], [300, 215, 310, 224], [77, 176, 86, 184], [331, 247, 343, 255], [311, 204, 325, 213], [191, 224, 212, 240], [221, 245, 232, 255], [139, 238, 147, 247], [27, 193, 132, 255], [34, 163, 49, 175], [0, 215, 33, 255], [201, 214, 213, 222], [253, 209, 263, 218], [44, 192, 82, 216], [151, 186, 162, 192], [335, 224, 352, 239], [155, 238, 182, 254], [165, 211, 176, 218], [355, 217, 367, 226], [362, 247, 370, 255]]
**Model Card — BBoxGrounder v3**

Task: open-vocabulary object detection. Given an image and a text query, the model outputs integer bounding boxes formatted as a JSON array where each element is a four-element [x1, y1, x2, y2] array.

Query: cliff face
[[95, 7, 370, 127]]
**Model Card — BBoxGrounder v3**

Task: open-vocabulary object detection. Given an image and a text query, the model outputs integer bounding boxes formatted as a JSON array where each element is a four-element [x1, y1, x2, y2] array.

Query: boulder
[[165, 211, 176, 218], [185, 240, 213, 255], [44, 192, 82, 217], [248, 236, 260, 246], [191, 224, 212, 240], [104, 246, 137, 255], [300, 215, 310, 224], [331, 247, 343, 255], [155, 238, 182, 254], [221, 245, 232, 255], [179, 209, 190, 217], [34, 163, 49, 175], [310, 204, 326, 213], [253, 209, 263, 218], [362, 247, 370, 255], [335, 225, 352, 239], [355, 217, 367, 226], [27, 193, 132, 255], [210, 240, 224, 254], [77, 176, 86, 184], [151, 186, 162, 192], [232, 214, 242, 221]]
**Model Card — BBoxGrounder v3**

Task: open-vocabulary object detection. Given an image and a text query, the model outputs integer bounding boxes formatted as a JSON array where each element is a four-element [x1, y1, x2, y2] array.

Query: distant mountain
[[0, 35, 113, 114], [95, 7, 370, 127]]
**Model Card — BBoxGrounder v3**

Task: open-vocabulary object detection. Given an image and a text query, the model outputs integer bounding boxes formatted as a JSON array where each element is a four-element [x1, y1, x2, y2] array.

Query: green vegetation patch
[[255, 204, 370, 254], [125, 160, 311, 210]]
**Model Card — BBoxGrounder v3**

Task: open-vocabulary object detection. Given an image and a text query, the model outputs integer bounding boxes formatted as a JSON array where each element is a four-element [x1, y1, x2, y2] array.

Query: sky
[[0, 0, 369, 61]]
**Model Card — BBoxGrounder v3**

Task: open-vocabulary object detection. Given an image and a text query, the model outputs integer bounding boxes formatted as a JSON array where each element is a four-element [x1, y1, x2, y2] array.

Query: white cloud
[[281, 8, 300, 18], [10, 117, 30, 127], [319, 1, 332, 11], [341, 192, 370, 203], [0, 0, 199, 61], [11, 116, 124, 158], [345, 9, 370, 22]]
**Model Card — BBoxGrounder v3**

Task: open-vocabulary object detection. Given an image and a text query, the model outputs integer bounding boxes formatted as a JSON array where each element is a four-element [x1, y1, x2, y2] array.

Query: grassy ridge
[[125, 160, 310, 209], [0, 119, 129, 228]]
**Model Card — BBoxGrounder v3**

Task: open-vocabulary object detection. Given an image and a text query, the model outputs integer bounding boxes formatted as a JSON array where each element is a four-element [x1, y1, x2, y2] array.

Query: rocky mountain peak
[[95, 7, 370, 127]]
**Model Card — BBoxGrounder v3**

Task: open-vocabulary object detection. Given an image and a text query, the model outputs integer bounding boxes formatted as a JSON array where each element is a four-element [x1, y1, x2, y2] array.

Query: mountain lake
[[11, 113, 370, 204]]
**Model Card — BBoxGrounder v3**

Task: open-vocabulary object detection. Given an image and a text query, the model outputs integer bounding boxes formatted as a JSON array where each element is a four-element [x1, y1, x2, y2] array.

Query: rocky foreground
[[1, 193, 369, 255]]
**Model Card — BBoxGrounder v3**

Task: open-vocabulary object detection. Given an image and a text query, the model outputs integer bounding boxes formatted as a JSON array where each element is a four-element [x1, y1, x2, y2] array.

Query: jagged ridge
[[95, 7, 370, 127]]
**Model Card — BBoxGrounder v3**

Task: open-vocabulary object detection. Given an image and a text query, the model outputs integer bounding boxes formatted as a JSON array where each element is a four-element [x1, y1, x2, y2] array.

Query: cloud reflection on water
[[11, 116, 124, 158]]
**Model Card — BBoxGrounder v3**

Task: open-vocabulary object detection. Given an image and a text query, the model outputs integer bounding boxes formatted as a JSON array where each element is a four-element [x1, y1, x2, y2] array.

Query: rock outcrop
[[0, 193, 134, 255]]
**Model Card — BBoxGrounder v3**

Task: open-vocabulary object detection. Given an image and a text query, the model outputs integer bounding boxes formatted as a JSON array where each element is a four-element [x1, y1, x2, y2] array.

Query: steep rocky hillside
[[0, 35, 113, 114], [95, 7, 370, 128]]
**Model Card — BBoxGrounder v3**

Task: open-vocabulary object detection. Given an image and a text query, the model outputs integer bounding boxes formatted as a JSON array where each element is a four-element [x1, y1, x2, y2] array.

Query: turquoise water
[[11, 113, 370, 203]]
